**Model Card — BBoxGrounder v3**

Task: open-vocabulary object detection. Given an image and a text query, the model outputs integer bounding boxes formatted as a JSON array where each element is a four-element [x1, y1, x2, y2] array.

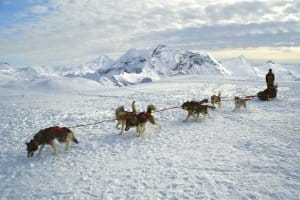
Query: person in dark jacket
[[266, 69, 275, 88]]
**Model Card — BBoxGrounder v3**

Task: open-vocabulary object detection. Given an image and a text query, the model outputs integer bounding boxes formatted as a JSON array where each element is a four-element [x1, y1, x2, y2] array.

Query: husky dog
[[115, 101, 136, 134], [26, 126, 78, 157], [211, 92, 221, 108], [125, 104, 159, 136], [234, 96, 246, 110], [181, 99, 214, 122]]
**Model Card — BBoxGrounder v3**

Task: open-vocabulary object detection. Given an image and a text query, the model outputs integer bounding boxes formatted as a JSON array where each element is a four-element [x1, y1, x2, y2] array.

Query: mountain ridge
[[0, 45, 299, 91]]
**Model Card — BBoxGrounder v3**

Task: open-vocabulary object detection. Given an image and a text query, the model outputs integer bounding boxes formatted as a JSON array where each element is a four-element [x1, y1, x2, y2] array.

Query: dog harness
[[137, 112, 150, 121], [34, 126, 66, 144], [47, 126, 64, 135]]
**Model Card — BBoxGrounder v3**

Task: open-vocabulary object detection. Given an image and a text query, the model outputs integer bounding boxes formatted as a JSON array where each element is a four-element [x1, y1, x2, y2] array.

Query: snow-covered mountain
[[147, 44, 228, 76], [254, 60, 300, 81], [0, 62, 17, 80], [79, 44, 229, 86], [221, 55, 258, 78], [282, 64, 300, 80], [0, 45, 299, 91], [0, 62, 104, 92], [73, 45, 299, 86], [0, 63, 41, 89], [221, 56, 300, 81], [65, 55, 113, 77]]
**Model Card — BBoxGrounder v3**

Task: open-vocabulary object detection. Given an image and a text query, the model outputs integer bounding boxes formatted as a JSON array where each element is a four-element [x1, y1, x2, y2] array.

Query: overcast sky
[[0, 0, 299, 67]]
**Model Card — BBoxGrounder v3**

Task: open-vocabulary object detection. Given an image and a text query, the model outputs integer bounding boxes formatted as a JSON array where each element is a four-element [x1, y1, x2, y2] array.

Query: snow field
[[0, 77, 299, 199]]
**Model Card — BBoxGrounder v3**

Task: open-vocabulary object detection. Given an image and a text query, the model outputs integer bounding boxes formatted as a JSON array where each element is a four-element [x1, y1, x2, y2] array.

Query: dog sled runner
[[257, 85, 278, 101]]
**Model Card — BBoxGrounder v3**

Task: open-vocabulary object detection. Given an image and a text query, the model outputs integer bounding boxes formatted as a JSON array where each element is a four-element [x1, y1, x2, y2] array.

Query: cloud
[[131, 20, 300, 49], [0, 0, 299, 66], [30, 5, 48, 14], [204, 1, 300, 24]]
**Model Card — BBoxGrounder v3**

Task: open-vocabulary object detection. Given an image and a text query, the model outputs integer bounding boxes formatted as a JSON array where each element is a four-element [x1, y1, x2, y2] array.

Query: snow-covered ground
[[0, 75, 299, 199]]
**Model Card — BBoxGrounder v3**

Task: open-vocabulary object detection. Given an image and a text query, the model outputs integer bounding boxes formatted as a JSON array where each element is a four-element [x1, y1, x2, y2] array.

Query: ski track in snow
[[0, 78, 299, 199]]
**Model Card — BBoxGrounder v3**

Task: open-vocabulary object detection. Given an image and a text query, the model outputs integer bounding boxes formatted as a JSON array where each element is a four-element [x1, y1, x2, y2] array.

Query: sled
[[244, 95, 256, 101], [257, 85, 278, 101]]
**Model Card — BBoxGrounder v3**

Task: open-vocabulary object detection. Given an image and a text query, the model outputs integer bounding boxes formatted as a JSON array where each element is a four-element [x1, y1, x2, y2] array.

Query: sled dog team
[[26, 92, 247, 157], [26, 69, 275, 157]]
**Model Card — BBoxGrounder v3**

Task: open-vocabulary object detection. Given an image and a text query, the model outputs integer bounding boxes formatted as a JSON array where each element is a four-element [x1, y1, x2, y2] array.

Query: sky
[[0, 0, 299, 67]]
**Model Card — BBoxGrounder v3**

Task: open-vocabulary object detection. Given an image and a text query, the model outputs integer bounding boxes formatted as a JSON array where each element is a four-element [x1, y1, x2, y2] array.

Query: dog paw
[[136, 133, 142, 137]]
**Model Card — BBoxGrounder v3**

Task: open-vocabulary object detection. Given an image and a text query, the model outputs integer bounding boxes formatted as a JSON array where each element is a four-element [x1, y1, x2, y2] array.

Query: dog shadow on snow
[[180, 115, 213, 124], [101, 131, 146, 149]]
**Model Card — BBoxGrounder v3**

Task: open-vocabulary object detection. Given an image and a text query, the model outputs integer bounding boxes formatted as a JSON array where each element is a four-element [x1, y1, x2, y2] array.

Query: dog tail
[[131, 101, 136, 113], [218, 91, 221, 97], [200, 98, 208, 104]]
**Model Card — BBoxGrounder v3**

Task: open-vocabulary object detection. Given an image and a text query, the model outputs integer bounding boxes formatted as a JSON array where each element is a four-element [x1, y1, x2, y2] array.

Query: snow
[[65, 56, 113, 77], [221, 55, 258, 78], [73, 45, 230, 86], [254, 62, 300, 81], [0, 45, 300, 199], [1, 45, 299, 89], [221, 56, 300, 81], [0, 74, 299, 199]]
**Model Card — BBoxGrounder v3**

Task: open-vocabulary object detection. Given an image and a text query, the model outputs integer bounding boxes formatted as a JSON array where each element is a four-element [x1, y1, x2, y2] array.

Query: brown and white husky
[[26, 126, 78, 157], [115, 101, 137, 134]]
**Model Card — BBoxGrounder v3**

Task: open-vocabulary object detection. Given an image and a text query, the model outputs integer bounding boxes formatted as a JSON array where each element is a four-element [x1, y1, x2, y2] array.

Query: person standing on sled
[[266, 68, 275, 89]]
